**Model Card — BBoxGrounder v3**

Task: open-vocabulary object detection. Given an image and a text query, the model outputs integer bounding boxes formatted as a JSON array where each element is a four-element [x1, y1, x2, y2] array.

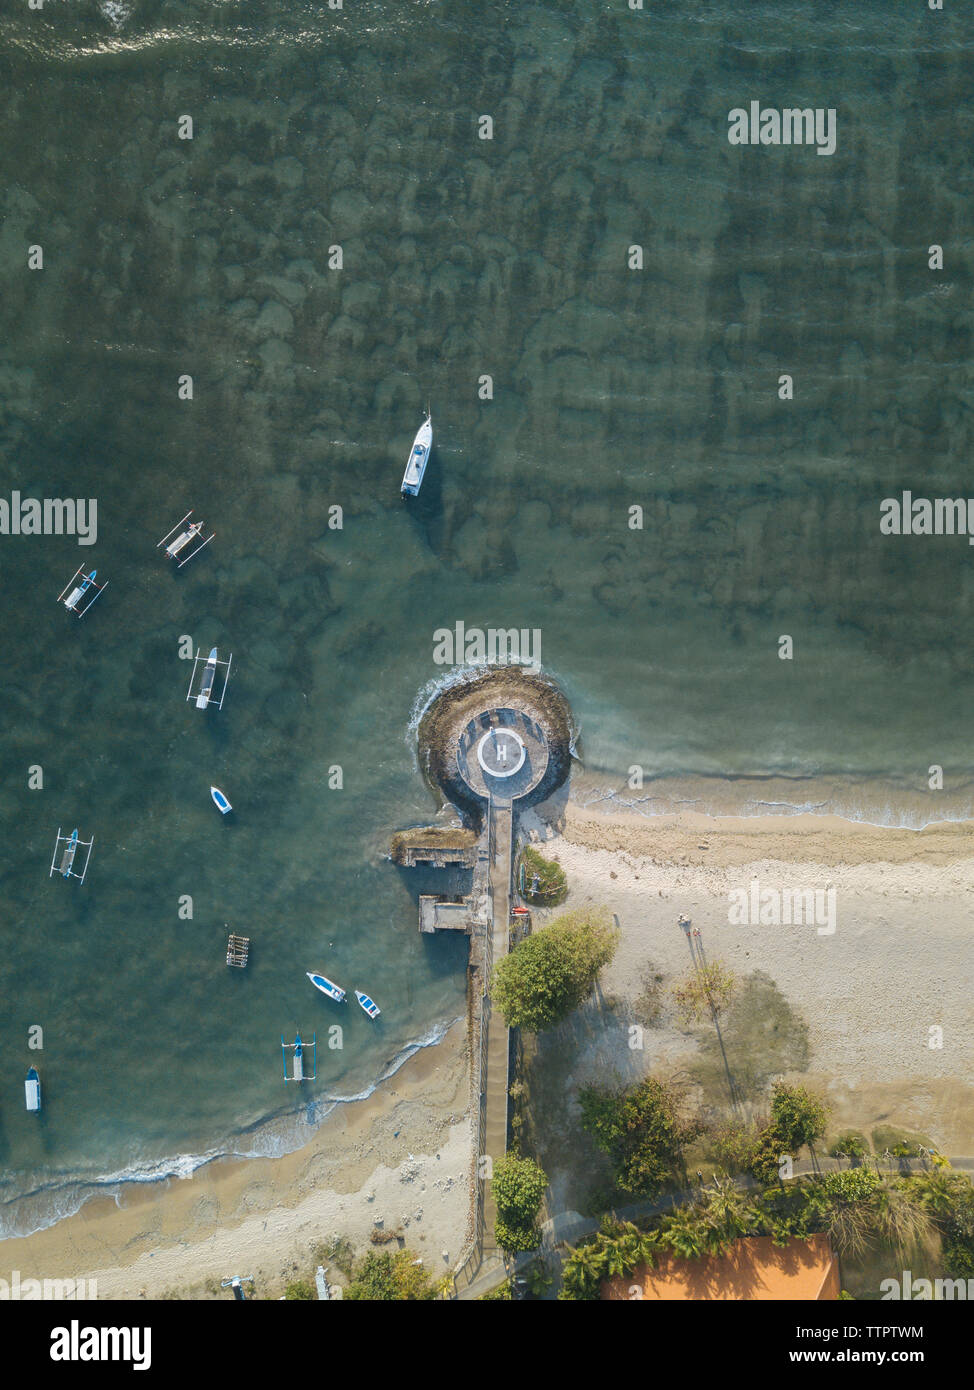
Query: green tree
[[707, 1122, 761, 1176], [492, 1153, 548, 1253], [770, 1083, 829, 1153], [490, 907, 620, 1032], [580, 1078, 695, 1197]]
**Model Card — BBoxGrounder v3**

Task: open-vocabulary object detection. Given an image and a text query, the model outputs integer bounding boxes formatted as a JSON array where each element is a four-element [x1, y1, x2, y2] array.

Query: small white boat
[[307, 972, 346, 1003], [355, 989, 381, 1020], [210, 786, 232, 814], [25, 1066, 41, 1112], [400, 413, 432, 497]]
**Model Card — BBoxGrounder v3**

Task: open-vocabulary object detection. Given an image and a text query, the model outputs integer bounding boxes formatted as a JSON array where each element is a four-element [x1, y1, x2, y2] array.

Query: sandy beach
[[519, 783, 972, 1217], [0, 1020, 474, 1300], [7, 784, 974, 1298]]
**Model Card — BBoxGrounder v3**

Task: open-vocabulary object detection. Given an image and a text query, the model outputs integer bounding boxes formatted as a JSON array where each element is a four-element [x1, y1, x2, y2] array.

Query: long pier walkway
[[481, 796, 513, 1257]]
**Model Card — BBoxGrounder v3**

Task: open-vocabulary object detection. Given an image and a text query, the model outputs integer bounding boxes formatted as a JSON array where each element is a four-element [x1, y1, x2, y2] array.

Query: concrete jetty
[[394, 669, 573, 1291]]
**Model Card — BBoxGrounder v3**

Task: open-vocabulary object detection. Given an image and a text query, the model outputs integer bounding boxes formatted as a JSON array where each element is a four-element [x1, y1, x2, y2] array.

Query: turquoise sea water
[[0, 1, 972, 1233]]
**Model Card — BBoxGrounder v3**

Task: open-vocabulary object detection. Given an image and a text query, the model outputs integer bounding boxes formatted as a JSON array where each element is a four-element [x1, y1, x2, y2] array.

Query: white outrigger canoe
[[355, 990, 381, 1020], [400, 413, 432, 497], [307, 971, 346, 1003]]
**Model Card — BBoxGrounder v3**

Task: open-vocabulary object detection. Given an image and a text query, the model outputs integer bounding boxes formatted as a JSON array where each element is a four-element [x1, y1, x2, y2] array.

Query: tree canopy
[[492, 1152, 549, 1253], [580, 1077, 695, 1197], [490, 907, 619, 1032]]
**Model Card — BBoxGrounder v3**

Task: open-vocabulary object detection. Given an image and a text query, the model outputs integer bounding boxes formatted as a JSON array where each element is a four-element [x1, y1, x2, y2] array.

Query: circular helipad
[[476, 727, 526, 778]]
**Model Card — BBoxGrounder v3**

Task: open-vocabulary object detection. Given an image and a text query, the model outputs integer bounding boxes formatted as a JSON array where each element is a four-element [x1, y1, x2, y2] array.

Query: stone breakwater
[[416, 668, 574, 828]]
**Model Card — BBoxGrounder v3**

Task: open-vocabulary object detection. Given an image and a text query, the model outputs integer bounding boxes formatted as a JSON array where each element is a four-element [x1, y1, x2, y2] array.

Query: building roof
[[602, 1234, 839, 1301]]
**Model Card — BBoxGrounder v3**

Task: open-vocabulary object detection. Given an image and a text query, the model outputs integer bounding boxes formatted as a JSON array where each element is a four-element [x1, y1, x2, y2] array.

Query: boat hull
[[210, 786, 232, 814]]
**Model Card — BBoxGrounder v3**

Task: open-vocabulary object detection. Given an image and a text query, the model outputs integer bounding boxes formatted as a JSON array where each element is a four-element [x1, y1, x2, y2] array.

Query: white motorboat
[[307, 972, 347, 1003], [400, 413, 432, 497]]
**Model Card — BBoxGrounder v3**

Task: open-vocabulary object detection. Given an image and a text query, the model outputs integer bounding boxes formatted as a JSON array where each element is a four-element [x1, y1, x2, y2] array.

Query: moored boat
[[25, 1066, 41, 1112], [307, 971, 346, 1003], [400, 413, 432, 497], [210, 786, 232, 814], [196, 648, 218, 709], [355, 989, 381, 1020], [60, 828, 79, 877]]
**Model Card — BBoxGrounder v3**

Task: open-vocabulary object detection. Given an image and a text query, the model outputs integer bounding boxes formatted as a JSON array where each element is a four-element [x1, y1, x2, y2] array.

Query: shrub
[[284, 1279, 315, 1300], [344, 1251, 441, 1301], [492, 1153, 548, 1253], [672, 960, 736, 1024], [830, 1132, 868, 1161], [520, 846, 568, 906]]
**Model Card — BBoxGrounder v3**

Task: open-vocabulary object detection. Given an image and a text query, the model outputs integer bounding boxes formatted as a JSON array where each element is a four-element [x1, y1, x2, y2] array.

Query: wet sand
[[0, 1021, 474, 1300]]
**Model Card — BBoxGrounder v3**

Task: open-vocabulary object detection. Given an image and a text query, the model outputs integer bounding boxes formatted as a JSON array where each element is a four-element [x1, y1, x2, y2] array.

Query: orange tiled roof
[[602, 1234, 839, 1301]]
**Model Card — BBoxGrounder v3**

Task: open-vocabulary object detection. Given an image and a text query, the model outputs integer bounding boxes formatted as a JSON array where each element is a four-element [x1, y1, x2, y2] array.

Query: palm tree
[[560, 1242, 608, 1300], [661, 1205, 708, 1261], [911, 1168, 969, 1221]]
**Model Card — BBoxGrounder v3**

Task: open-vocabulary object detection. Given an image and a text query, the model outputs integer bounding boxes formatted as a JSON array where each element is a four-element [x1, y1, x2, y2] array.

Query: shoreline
[[8, 789, 974, 1297], [0, 1018, 475, 1300]]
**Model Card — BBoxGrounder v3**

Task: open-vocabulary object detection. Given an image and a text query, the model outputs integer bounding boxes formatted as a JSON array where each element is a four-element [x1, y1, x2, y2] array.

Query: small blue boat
[[25, 1066, 41, 1112], [210, 786, 232, 814], [307, 972, 346, 1003], [355, 990, 381, 1020]]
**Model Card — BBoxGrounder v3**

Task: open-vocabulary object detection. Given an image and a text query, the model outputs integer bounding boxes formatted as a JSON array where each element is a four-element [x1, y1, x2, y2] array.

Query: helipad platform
[[456, 707, 548, 804]]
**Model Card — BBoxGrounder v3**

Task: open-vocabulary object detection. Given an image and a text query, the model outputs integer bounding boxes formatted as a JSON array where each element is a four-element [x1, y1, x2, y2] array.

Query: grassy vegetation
[[519, 845, 569, 906]]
